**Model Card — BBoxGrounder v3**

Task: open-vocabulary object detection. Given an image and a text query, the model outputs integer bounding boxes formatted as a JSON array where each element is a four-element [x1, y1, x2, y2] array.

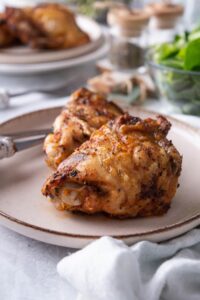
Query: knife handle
[[0, 136, 16, 159]]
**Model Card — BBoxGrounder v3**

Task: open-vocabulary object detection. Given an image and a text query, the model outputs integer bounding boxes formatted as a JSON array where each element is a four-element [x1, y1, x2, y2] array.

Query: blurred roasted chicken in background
[[0, 3, 90, 49], [42, 114, 182, 218], [44, 88, 123, 169], [0, 14, 15, 48]]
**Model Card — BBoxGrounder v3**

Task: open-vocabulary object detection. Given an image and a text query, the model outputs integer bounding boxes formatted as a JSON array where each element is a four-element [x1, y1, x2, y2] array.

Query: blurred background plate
[[0, 39, 108, 93], [0, 15, 104, 64], [0, 35, 108, 76]]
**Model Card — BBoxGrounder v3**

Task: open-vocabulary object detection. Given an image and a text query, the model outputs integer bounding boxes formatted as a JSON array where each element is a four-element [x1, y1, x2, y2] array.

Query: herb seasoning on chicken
[[42, 114, 182, 218], [44, 88, 123, 169]]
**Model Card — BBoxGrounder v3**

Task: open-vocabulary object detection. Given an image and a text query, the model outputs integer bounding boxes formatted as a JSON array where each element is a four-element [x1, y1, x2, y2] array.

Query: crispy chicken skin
[[4, 4, 90, 49], [44, 88, 123, 169], [5, 7, 50, 48], [28, 4, 90, 49], [0, 14, 15, 48], [42, 114, 182, 218]]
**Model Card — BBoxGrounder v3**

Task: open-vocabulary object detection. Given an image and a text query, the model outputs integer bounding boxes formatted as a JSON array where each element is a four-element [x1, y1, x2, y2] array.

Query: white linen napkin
[[57, 229, 200, 300]]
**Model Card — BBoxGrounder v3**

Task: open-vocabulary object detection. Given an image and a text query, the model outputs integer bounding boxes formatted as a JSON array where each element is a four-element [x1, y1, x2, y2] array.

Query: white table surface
[[0, 92, 200, 300]]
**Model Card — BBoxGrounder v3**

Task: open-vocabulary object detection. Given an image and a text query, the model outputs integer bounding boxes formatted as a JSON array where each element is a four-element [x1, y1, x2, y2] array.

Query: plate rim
[[0, 39, 108, 74], [0, 106, 200, 240], [0, 208, 200, 240]]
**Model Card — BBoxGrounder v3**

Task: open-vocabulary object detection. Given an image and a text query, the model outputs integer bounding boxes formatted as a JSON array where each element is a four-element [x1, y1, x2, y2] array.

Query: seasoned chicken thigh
[[42, 114, 182, 218], [44, 88, 123, 169], [28, 4, 90, 49], [0, 15, 15, 48], [5, 7, 50, 48], [5, 4, 90, 49]]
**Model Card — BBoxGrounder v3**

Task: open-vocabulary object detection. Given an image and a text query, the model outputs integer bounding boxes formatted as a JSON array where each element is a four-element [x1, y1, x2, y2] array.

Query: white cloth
[[0, 226, 77, 300], [57, 230, 200, 300]]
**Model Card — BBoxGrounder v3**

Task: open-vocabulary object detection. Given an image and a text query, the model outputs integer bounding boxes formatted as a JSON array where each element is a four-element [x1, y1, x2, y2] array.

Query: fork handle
[[0, 137, 16, 159]]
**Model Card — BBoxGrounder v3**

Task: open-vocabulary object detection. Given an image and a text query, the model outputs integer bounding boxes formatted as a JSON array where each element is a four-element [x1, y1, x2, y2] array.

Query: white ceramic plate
[[0, 16, 103, 65], [0, 106, 200, 248], [0, 38, 108, 74]]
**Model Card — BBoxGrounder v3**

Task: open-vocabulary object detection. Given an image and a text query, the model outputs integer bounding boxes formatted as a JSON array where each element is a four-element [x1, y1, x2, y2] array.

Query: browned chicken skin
[[5, 7, 49, 48], [0, 14, 15, 48], [42, 114, 182, 218], [1, 4, 90, 49], [44, 88, 123, 169], [28, 4, 90, 49]]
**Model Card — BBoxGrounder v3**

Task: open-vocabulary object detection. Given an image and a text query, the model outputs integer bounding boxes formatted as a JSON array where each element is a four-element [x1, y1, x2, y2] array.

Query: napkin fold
[[57, 229, 200, 300]]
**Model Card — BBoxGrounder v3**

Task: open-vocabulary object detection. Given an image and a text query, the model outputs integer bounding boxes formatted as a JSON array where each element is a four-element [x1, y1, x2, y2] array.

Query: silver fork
[[0, 128, 52, 159]]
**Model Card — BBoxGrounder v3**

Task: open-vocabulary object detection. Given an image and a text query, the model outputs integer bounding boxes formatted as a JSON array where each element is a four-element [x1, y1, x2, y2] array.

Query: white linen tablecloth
[[0, 93, 200, 300], [58, 230, 200, 300]]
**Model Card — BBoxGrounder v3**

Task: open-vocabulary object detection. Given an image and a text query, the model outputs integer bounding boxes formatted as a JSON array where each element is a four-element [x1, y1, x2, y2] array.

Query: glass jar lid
[[107, 8, 150, 37]]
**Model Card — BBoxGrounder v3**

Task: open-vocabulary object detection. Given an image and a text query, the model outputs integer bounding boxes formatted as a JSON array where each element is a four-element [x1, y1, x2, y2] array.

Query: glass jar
[[107, 8, 150, 70], [146, 2, 184, 45], [184, 0, 200, 29], [93, 1, 126, 25]]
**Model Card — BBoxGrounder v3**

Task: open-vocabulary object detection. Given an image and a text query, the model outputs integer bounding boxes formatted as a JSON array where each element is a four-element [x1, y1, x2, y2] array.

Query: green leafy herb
[[150, 26, 200, 115], [152, 28, 200, 71], [184, 38, 200, 70]]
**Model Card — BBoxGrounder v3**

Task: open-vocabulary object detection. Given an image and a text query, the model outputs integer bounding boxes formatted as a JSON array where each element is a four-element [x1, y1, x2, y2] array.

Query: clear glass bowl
[[148, 59, 200, 115]]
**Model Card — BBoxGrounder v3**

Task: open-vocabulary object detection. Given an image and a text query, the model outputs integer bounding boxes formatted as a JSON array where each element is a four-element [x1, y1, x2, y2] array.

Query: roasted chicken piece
[[5, 7, 51, 49], [5, 4, 90, 49], [44, 88, 123, 169], [28, 4, 90, 49], [0, 15, 15, 48], [42, 114, 182, 218]]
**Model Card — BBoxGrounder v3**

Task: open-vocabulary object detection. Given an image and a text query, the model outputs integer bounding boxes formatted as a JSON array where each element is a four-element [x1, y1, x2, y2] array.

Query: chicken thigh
[[44, 88, 123, 169], [42, 114, 182, 218], [0, 14, 15, 48], [4, 4, 90, 49]]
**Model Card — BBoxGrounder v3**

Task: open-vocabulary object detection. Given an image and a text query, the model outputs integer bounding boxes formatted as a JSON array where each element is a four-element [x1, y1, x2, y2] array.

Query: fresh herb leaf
[[150, 26, 200, 114], [184, 38, 200, 71]]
